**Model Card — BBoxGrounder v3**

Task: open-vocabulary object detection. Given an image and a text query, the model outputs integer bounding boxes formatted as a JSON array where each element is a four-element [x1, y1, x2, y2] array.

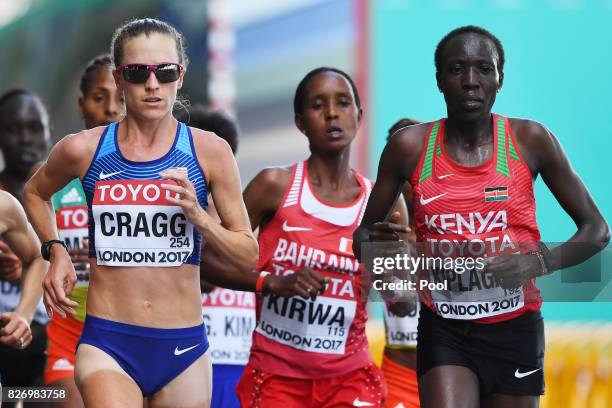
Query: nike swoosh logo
[[419, 193, 446, 205], [437, 173, 454, 179], [282, 220, 312, 232], [514, 368, 541, 378], [174, 343, 200, 356], [353, 399, 374, 407], [99, 171, 122, 180]]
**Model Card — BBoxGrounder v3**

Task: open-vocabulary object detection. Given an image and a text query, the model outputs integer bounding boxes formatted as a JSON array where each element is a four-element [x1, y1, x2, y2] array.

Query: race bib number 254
[[92, 180, 194, 267]]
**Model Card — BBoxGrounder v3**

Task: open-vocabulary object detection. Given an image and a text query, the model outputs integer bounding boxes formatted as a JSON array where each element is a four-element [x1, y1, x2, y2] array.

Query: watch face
[[41, 242, 50, 260], [42, 240, 65, 261]]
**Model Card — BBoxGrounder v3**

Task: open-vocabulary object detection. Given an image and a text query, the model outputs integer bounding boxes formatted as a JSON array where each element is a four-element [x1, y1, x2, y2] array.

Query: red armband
[[256, 271, 271, 293]]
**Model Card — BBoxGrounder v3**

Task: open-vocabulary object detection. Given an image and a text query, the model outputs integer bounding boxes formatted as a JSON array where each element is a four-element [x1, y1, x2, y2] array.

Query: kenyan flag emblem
[[484, 186, 509, 202]]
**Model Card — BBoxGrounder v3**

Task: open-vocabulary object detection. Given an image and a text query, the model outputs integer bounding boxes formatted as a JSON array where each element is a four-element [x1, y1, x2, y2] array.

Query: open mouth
[[327, 126, 343, 138], [460, 98, 483, 110]]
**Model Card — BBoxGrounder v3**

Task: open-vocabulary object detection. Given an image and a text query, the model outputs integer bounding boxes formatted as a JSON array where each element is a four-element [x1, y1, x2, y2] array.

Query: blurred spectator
[[0, 89, 51, 407]]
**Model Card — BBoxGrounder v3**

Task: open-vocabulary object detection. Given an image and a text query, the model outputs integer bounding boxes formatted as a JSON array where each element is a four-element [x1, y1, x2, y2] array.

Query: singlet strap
[[174, 123, 192, 156], [282, 161, 305, 208], [357, 178, 373, 225], [505, 117, 520, 162], [495, 114, 516, 177], [418, 121, 442, 183], [97, 122, 118, 159]]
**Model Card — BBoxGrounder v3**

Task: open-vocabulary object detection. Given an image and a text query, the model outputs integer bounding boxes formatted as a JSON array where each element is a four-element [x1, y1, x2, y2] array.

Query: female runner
[[24, 18, 257, 407]]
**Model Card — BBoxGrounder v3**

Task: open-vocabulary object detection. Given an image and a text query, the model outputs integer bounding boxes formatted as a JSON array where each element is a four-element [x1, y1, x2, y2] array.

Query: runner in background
[[175, 104, 255, 408], [0, 189, 48, 375], [201, 67, 410, 407], [382, 118, 421, 408], [0, 89, 52, 407], [43, 53, 125, 408]]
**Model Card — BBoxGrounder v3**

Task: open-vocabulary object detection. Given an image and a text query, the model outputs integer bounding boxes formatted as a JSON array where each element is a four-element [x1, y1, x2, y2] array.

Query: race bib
[[384, 302, 419, 347], [92, 180, 193, 267], [424, 228, 524, 319], [57, 205, 90, 282], [256, 274, 356, 355], [57, 205, 88, 250], [202, 288, 256, 365]]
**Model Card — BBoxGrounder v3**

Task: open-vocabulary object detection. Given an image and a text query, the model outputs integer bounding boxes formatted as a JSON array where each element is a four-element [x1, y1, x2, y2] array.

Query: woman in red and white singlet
[[353, 26, 609, 408], [202, 67, 408, 407]]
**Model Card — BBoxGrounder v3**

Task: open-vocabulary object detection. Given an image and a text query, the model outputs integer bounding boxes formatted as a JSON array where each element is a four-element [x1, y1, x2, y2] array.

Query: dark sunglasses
[[116, 63, 183, 84]]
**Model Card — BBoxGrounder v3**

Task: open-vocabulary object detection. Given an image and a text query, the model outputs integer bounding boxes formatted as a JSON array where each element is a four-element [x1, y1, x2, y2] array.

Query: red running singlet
[[250, 161, 373, 378], [410, 114, 542, 323]]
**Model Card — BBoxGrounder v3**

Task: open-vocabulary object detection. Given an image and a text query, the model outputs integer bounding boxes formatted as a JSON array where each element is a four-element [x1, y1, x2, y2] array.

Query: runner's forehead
[[442, 33, 499, 65], [121, 33, 180, 65], [304, 72, 355, 103], [0, 95, 49, 127]]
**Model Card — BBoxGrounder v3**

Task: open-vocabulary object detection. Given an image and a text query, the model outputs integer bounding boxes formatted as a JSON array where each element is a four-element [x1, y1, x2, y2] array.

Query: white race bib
[[384, 302, 419, 347], [202, 288, 255, 365], [92, 180, 194, 267], [425, 229, 525, 320], [256, 276, 356, 355]]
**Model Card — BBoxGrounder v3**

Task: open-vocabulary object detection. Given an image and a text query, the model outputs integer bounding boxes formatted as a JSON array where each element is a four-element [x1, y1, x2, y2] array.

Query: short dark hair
[[79, 54, 113, 96], [387, 118, 421, 141], [435, 25, 505, 74], [0, 89, 45, 125], [175, 105, 239, 154], [111, 18, 188, 68], [293, 67, 361, 115]]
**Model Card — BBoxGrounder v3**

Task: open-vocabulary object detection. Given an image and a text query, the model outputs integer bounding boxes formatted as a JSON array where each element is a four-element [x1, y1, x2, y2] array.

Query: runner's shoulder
[[189, 126, 235, 181], [390, 121, 430, 154], [507, 117, 557, 148], [387, 121, 431, 173], [189, 126, 233, 158], [0, 190, 19, 211], [54, 127, 105, 163], [248, 166, 293, 200], [0, 190, 24, 230], [507, 117, 559, 169]]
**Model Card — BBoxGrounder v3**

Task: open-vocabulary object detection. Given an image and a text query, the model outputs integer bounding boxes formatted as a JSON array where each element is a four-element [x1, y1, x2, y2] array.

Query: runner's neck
[[445, 113, 494, 148], [306, 154, 356, 194]]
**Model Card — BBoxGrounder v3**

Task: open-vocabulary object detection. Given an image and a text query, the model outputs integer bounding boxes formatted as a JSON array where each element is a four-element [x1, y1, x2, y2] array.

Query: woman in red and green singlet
[[354, 26, 609, 408]]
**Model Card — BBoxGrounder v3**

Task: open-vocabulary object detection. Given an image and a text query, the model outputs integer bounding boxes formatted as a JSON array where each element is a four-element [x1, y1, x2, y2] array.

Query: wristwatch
[[41, 240, 68, 261]]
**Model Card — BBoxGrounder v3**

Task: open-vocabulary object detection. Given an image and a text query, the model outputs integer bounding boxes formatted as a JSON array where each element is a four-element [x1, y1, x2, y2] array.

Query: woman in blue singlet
[[23, 18, 258, 408]]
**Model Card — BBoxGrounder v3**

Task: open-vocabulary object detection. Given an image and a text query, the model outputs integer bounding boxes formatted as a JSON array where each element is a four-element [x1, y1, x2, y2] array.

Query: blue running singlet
[[82, 122, 208, 267]]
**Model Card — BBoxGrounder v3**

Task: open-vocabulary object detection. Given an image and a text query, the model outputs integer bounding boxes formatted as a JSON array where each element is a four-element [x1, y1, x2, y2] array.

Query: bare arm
[[24, 131, 95, 244], [197, 132, 258, 271], [162, 130, 258, 273], [487, 120, 610, 286], [353, 126, 426, 260], [200, 167, 290, 291], [530, 123, 610, 269], [201, 165, 328, 298], [384, 194, 417, 317], [23, 131, 96, 317], [0, 192, 47, 349]]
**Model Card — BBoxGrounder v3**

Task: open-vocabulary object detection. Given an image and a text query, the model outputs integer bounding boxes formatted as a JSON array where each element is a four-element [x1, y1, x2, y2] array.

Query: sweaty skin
[[0, 191, 46, 351], [201, 72, 410, 306], [23, 30, 256, 408], [354, 32, 609, 408]]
